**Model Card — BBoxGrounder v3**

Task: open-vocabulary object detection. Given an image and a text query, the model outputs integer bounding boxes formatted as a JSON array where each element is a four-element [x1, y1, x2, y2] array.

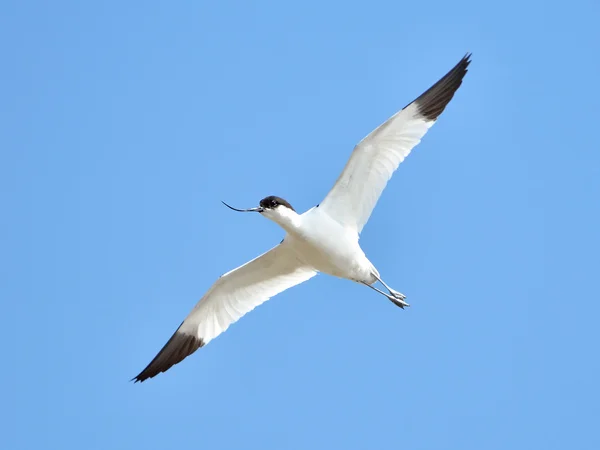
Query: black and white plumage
[[133, 54, 471, 382]]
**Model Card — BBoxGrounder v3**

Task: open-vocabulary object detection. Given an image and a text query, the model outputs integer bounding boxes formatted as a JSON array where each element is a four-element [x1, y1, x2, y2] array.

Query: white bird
[[134, 54, 471, 382]]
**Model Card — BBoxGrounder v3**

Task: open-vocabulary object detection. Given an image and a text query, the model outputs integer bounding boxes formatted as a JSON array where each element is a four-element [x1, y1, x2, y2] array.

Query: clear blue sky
[[2, 1, 599, 449]]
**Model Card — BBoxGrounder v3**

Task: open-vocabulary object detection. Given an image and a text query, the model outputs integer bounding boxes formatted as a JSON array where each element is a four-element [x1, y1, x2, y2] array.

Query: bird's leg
[[372, 273, 406, 299], [371, 273, 410, 307], [361, 281, 410, 309]]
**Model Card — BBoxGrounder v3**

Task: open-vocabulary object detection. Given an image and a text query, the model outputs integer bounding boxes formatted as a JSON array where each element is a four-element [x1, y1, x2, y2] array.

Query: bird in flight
[[133, 54, 471, 382]]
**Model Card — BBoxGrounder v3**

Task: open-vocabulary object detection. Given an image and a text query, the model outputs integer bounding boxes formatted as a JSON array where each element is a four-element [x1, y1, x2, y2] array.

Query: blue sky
[[2, 1, 599, 449]]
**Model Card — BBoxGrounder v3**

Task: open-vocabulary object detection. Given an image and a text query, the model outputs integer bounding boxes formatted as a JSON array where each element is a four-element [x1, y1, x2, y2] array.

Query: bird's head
[[222, 196, 299, 231]]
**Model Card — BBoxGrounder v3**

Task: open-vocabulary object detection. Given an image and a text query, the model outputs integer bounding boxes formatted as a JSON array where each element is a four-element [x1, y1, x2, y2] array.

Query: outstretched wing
[[133, 241, 316, 382], [319, 54, 471, 234]]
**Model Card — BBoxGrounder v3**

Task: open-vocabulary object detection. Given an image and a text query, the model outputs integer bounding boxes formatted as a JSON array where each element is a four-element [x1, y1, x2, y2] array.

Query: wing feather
[[319, 54, 471, 233], [133, 241, 316, 382]]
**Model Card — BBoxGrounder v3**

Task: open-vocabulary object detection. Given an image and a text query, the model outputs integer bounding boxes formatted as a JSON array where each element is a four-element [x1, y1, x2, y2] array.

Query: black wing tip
[[132, 330, 205, 383], [409, 53, 472, 121]]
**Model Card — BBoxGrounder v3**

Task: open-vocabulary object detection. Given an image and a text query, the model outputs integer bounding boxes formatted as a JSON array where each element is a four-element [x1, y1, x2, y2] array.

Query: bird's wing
[[133, 241, 316, 382], [319, 54, 471, 234]]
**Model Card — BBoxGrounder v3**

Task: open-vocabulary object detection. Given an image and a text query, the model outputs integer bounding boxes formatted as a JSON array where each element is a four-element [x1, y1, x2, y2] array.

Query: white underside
[[284, 206, 377, 284]]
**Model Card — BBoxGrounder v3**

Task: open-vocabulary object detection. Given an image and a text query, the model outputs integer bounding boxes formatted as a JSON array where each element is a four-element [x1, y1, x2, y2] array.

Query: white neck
[[262, 206, 302, 234]]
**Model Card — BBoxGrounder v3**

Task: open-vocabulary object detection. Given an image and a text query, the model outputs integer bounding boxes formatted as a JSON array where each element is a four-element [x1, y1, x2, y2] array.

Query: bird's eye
[[270, 200, 277, 207]]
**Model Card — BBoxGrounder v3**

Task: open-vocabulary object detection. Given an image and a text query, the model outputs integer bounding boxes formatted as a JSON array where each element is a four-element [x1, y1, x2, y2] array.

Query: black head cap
[[259, 196, 295, 212]]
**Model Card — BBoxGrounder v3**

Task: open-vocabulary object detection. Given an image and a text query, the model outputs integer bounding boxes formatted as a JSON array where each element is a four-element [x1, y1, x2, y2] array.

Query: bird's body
[[279, 205, 376, 283], [133, 54, 471, 382]]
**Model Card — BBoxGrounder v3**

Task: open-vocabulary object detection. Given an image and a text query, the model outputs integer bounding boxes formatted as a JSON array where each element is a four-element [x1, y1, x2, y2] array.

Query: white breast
[[288, 207, 375, 282]]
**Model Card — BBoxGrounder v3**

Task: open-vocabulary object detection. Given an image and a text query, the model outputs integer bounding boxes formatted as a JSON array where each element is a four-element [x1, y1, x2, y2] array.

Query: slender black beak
[[221, 201, 264, 213]]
